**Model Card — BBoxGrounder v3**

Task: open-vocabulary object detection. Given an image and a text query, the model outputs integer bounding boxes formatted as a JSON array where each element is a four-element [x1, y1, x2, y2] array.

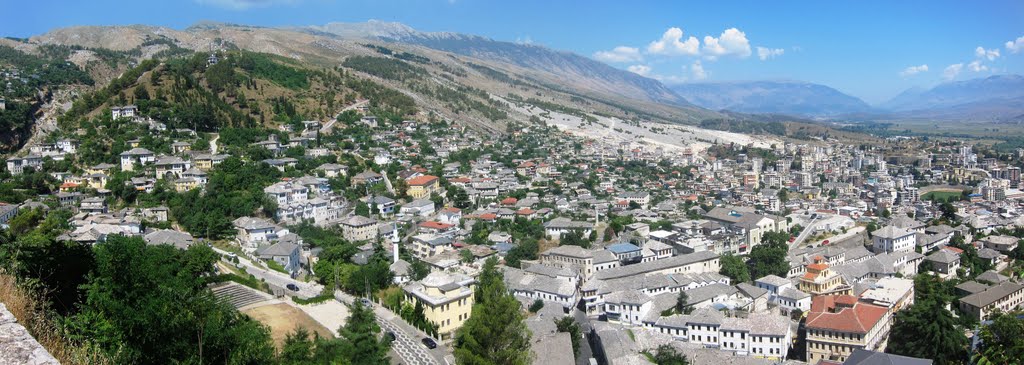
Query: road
[[320, 99, 369, 134], [334, 291, 450, 365], [211, 246, 322, 299], [213, 246, 451, 364], [791, 216, 820, 248], [210, 133, 219, 154], [572, 308, 596, 365]]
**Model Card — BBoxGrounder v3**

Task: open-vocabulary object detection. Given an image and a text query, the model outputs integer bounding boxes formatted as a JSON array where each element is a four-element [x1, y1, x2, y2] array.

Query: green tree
[[528, 299, 544, 313], [719, 253, 751, 283], [649, 344, 689, 365], [887, 292, 967, 364], [339, 302, 390, 365], [675, 291, 693, 315], [355, 201, 371, 216], [972, 310, 1024, 364], [65, 235, 276, 364], [504, 239, 539, 268], [747, 233, 791, 279], [455, 258, 532, 364], [554, 316, 582, 357]]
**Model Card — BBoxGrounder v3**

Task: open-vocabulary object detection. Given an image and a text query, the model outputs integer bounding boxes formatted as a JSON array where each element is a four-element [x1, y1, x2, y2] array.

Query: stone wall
[[0, 302, 60, 365]]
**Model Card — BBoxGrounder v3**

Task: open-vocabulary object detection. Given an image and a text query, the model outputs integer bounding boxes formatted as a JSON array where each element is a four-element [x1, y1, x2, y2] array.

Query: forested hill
[[57, 50, 418, 133]]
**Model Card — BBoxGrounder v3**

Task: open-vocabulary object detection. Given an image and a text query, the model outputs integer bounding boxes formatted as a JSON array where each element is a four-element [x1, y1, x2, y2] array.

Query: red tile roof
[[806, 295, 888, 334], [501, 197, 518, 205], [419, 221, 454, 230], [943, 246, 964, 254], [406, 175, 439, 186]]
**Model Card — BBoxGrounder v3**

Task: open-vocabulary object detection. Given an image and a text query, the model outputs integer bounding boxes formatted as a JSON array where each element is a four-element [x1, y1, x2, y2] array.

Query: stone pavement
[[0, 302, 59, 365]]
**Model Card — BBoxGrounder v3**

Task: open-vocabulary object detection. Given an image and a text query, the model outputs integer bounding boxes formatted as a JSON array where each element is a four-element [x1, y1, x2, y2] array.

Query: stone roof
[[960, 282, 1024, 308], [143, 229, 194, 250]]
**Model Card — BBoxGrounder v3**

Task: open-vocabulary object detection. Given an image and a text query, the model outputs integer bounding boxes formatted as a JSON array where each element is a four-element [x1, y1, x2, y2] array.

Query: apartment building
[[958, 281, 1024, 320]]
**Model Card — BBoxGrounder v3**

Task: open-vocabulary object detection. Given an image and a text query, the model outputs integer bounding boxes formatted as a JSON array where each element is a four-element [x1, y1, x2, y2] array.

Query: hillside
[[670, 80, 872, 117], [308, 21, 692, 107], [880, 75, 1024, 121], [27, 22, 721, 132], [0, 40, 136, 152]]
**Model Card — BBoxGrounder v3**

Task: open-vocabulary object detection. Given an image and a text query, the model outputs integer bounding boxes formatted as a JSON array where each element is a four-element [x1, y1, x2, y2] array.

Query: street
[[211, 246, 323, 299]]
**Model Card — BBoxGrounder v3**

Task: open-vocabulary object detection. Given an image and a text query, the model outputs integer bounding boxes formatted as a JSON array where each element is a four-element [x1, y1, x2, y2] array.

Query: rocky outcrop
[[0, 302, 59, 365]]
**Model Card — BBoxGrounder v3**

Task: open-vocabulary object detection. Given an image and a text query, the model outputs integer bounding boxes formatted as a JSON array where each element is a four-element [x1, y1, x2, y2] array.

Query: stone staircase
[[210, 283, 274, 309]]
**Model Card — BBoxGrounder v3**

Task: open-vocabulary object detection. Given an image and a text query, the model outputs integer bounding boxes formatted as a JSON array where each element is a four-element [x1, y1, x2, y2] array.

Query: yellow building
[[174, 177, 201, 192], [406, 175, 440, 199], [402, 272, 475, 340], [798, 257, 851, 296]]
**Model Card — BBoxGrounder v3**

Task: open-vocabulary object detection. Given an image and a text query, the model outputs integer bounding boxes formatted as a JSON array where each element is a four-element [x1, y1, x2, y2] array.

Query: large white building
[[871, 225, 916, 253]]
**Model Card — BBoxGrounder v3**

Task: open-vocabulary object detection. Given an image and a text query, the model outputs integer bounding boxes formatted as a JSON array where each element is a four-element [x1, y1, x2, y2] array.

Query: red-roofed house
[[419, 221, 455, 233], [406, 175, 440, 199], [501, 197, 518, 206], [806, 295, 891, 363]]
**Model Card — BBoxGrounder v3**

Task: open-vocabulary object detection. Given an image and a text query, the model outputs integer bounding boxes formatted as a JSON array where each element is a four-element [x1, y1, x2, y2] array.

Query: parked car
[[286, 283, 299, 291], [360, 298, 373, 307], [421, 337, 437, 349], [384, 331, 396, 341]]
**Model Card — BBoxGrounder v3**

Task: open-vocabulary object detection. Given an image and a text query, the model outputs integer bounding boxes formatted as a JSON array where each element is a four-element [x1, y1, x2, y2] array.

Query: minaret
[[391, 224, 400, 264]]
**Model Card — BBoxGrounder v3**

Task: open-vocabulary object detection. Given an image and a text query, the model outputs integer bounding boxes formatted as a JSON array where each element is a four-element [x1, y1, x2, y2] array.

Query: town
[[2, 6, 1024, 365], [4, 86, 1024, 365]]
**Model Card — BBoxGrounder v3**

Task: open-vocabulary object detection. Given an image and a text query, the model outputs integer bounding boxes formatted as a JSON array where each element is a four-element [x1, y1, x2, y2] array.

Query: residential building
[[402, 272, 476, 340], [339, 215, 378, 242], [958, 281, 1024, 320], [806, 295, 892, 364], [406, 175, 440, 199], [871, 226, 916, 254]]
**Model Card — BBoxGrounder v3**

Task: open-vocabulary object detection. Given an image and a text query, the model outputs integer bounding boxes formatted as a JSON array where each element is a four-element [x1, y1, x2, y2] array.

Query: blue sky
[[2, 0, 1022, 104]]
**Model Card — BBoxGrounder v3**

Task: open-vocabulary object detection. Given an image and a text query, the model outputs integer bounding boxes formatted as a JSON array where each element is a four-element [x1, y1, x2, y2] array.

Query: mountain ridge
[[670, 80, 872, 117]]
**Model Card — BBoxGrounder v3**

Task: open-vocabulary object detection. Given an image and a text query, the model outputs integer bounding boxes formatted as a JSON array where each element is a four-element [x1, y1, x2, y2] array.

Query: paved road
[[211, 247, 322, 299], [321, 100, 369, 134], [334, 291, 450, 365]]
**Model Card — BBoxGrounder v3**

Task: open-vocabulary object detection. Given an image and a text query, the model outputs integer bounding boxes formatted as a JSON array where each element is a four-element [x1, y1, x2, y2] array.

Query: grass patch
[[626, 328, 635, 341], [921, 190, 962, 202], [0, 270, 113, 364], [210, 273, 270, 293], [266, 260, 289, 274]]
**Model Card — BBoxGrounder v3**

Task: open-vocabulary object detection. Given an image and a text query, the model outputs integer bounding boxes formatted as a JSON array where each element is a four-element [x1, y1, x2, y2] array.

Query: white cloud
[[968, 60, 988, 72], [899, 64, 929, 77], [756, 47, 784, 61], [594, 46, 643, 63], [1007, 36, 1024, 53], [690, 61, 707, 80], [943, 63, 964, 80], [195, 0, 297, 10], [702, 28, 752, 59], [626, 64, 652, 76], [515, 36, 534, 45], [647, 27, 700, 56], [974, 46, 1000, 61]]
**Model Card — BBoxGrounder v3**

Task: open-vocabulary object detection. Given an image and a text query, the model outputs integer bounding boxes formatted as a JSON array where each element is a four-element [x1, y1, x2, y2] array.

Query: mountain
[[880, 75, 1024, 121], [669, 81, 872, 116], [25, 22, 720, 131], [306, 21, 692, 107]]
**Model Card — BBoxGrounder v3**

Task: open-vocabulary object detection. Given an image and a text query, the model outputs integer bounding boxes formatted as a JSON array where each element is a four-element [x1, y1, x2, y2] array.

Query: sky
[[2, 0, 1023, 104]]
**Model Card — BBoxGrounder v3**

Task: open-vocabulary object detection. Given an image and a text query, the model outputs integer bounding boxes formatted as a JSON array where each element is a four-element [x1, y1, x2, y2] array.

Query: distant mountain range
[[668, 75, 1024, 122], [879, 75, 1024, 121], [670, 81, 872, 116], [306, 21, 693, 107]]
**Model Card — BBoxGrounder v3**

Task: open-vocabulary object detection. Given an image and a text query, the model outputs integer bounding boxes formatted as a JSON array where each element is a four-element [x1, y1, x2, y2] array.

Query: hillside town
[[4, 91, 1024, 365]]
